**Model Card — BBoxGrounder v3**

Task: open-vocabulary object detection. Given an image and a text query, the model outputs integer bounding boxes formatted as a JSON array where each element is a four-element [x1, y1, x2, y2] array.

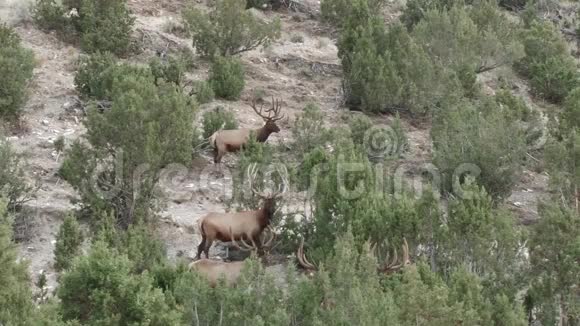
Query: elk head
[[251, 97, 285, 141], [373, 238, 411, 275], [247, 163, 288, 217]]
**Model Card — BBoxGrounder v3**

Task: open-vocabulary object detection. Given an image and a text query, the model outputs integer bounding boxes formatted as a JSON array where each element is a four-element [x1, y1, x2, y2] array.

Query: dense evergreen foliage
[[0, 25, 35, 120], [33, 0, 134, 55], [183, 0, 281, 57]]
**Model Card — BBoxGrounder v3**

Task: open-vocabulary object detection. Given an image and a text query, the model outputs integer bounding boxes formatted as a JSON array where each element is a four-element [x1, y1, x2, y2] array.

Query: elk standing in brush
[[188, 227, 276, 287], [195, 164, 287, 259], [209, 97, 285, 163]]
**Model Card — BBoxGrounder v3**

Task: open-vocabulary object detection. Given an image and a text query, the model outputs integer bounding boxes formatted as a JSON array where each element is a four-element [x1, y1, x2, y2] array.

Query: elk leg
[[203, 240, 213, 259], [252, 234, 264, 256], [213, 147, 220, 164], [195, 237, 206, 260]]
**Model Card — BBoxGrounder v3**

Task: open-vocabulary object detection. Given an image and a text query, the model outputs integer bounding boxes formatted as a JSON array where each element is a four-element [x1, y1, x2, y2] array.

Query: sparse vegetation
[[0, 24, 35, 121], [183, 0, 281, 57]]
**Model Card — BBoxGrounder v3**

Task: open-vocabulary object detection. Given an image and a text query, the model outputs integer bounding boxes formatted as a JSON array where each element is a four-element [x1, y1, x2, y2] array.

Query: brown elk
[[188, 227, 276, 287], [296, 238, 412, 276], [195, 164, 287, 260], [210, 97, 285, 163]]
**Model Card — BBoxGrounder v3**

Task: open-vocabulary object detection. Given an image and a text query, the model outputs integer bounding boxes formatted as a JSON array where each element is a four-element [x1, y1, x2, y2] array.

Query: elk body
[[188, 259, 246, 287], [195, 165, 287, 260], [210, 97, 284, 163]]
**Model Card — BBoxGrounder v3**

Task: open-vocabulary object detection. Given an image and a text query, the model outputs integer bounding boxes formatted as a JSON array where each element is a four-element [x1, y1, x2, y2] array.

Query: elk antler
[[229, 226, 276, 254], [247, 163, 289, 199], [376, 238, 411, 274], [296, 238, 317, 272], [250, 96, 285, 122]]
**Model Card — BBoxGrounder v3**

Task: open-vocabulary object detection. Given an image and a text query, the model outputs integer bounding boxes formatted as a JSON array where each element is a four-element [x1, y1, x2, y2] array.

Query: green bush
[[209, 56, 245, 100], [561, 88, 580, 131], [400, 0, 459, 30], [292, 103, 331, 156], [202, 106, 238, 140], [74, 51, 117, 99], [348, 114, 373, 147], [32, 0, 68, 33], [413, 4, 524, 77], [75, 52, 155, 100], [438, 179, 525, 295], [61, 73, 196, 227], [192, 81, 215, 104], [321, 0, 387, 28], [54, 215, 84, 271], [57, 241, 182, 324], [183, 0, 281, 57], [431, 99, 527, 199], [494, 89, 544, 147], [75, 52, 152, 100], [0, 199, 36, 325], [528, 202, 580, 325], [246, 0, 270, 9], [527, 56, 579, 103], [498, 0, 528, 10], [518, 21, 579, 103], [78, 0, 134, 55], [149, 56, 185, 86], [339, 17, 460, 114], [544, 131, 580, 207], [494, 89, 532, 122], [0, 137, 36, 209], [33, 0, 134, 55], [0, 25, 35, 120], [124, 223, 166, 273]]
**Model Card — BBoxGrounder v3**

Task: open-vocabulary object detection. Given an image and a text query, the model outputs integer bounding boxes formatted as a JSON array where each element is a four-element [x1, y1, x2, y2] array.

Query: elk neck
[[255, 125, 274, 142], [257, 198, 276, 227]]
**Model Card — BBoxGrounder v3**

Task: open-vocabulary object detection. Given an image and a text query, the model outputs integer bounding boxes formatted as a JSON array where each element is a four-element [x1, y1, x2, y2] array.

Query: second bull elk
[[195, 164, 287, 259], [210, 97, 285, 163], [296, 238, 412, 276]]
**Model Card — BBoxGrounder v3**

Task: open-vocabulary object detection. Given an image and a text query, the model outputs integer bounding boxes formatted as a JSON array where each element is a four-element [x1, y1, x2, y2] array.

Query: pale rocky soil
[[3, 0, 568, 295]]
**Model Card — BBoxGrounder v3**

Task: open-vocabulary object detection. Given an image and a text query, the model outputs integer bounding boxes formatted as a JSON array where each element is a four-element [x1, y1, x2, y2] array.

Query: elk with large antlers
[[296, 238, 412, 276], [210, 97, 285, 163], [195, 164, 287, 260], [188, 227, 277, 287]]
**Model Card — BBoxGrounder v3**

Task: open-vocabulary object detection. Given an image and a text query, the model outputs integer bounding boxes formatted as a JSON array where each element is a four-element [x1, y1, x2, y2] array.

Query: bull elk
[[188, 227, 277, 287], [195, 164, 287, 259], [296, 238, 412, 276], [210, 97, 285, 163]]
